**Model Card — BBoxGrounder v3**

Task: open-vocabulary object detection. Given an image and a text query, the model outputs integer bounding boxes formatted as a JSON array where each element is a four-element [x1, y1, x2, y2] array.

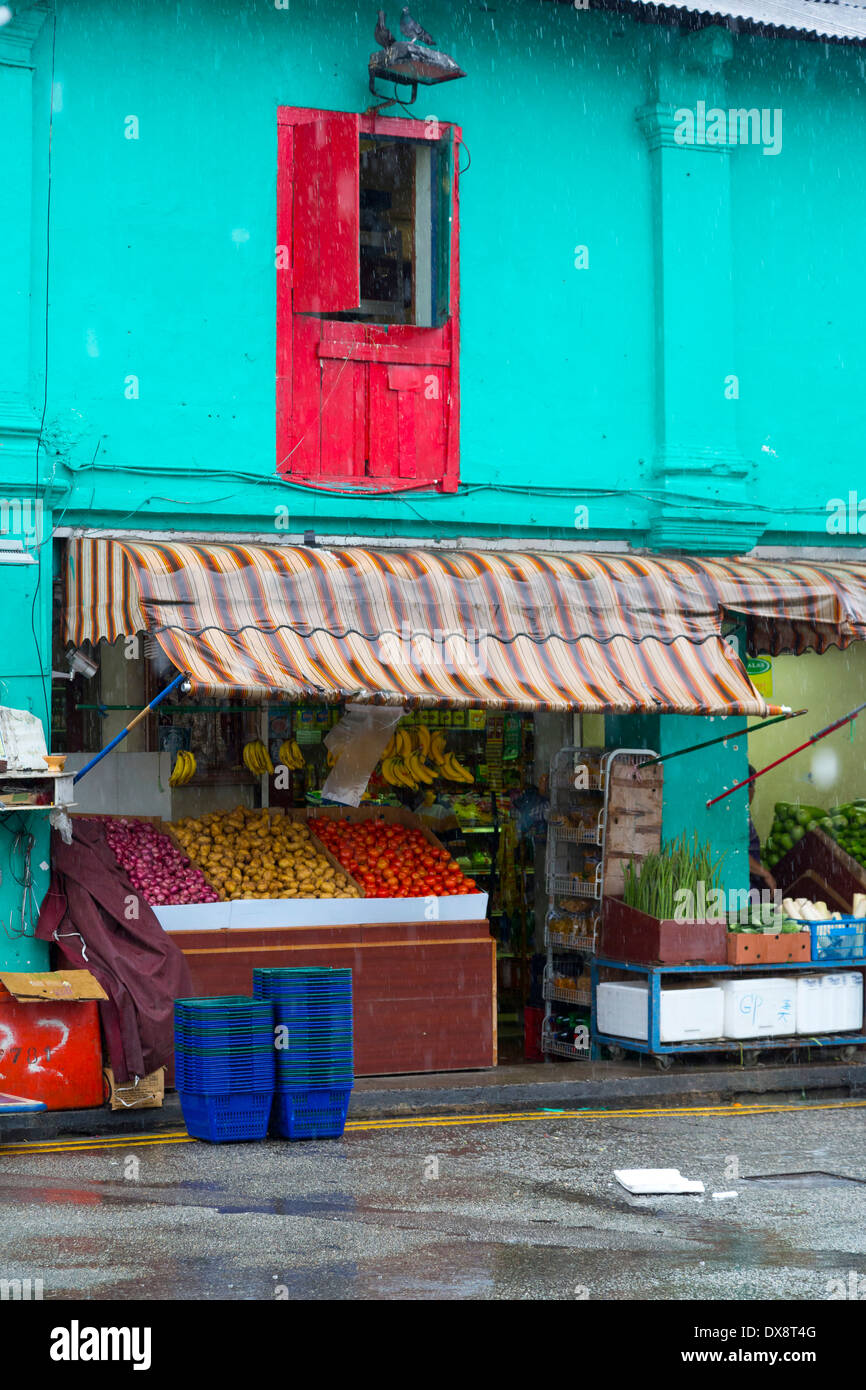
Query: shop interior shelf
[[543, 981, 592, 1007], [549, 822, 601, 846], [541, 1033, 593, 1061], [545, 929, 599, 954], [547, 875, 600, 899]]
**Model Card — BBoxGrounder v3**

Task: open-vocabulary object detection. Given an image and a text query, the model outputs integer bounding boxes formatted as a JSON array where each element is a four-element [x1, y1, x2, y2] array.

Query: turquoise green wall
[[9, 0, 866, 546]]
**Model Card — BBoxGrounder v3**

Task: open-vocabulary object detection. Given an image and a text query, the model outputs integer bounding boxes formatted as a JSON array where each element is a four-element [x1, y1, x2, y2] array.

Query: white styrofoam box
[[154, 891, 489, 932], [660, 986, 724, 1042], [597, 982, 649, 1040], [597, 982, 725, 1042], [796, 973, 863, 1035], [722, 977, 796, 1038]]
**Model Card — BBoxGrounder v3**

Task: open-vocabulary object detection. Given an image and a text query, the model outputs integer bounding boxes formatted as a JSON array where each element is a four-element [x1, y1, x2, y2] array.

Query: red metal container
[[0, 994, 104, 1110], [602, 897, 728, 966]]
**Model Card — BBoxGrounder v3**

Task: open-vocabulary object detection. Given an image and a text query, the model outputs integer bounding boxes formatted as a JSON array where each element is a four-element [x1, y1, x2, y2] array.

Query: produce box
[[775, 826, 866, 907], [726, 932, 810, 965], [104, 1066, 165, 1111], [601, 898, 727, 965], [726, 934, 769, 965], [165, 808, 363, 902]]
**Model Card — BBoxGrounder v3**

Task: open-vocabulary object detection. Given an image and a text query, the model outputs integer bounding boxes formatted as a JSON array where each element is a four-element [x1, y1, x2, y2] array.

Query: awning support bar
[[638, 708, 806, 769], [72, 670, 190, 785], [705, 700, 866, 809]]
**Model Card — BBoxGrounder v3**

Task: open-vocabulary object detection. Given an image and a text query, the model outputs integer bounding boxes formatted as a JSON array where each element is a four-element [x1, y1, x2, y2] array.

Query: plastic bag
[[320, 704, 407, 807], [49, 807, 73, 845]]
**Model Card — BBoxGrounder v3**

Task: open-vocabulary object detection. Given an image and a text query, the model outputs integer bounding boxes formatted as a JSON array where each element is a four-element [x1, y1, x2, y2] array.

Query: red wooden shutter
[[293, 111, 360, 314], [277, 110, 460, 493]]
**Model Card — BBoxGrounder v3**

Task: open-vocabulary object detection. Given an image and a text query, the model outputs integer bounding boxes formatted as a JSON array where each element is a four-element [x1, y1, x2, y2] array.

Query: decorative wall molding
[[0, 1, 51, 69]]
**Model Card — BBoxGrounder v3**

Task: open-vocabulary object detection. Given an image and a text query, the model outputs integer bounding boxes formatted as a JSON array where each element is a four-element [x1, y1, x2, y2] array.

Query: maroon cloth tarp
[[37, 820, 191, 1083]]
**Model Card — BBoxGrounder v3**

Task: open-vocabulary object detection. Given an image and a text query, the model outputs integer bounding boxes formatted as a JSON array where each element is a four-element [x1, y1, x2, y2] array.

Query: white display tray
[[154, 891, 489, 932]]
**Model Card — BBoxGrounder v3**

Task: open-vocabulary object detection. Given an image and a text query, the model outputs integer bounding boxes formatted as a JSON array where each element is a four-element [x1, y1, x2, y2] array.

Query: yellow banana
[[443, 752, 473, 783], [429, 732, 448, 766], [169, 753, 183, 787], [382, 735, 397, 759], [408, 752, 435, 785], [392, 757, 417, 790], [415, 724, 431, 758], [289, 739, 305, 770], [396, 728, 413, 760], [181, 751, 196, 785], [381, 756, 400, 786]]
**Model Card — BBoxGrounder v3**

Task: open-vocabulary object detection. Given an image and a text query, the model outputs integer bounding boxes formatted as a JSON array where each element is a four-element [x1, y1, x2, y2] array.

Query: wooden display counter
[[167, 918, 497, 1076]]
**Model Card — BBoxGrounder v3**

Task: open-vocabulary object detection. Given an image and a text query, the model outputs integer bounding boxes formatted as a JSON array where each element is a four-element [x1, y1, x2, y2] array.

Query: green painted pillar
[[606, 711, 750, 895], [636, 27, 765, 552], [658, 714, 750, 897]]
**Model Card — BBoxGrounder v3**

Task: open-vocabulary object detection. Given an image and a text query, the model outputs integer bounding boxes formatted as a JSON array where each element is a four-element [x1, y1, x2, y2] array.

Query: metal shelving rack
[[542, 745, 658, 1061]]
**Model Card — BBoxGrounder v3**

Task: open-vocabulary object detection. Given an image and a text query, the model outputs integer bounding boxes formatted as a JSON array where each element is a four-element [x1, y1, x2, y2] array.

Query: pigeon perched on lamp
[[400, 6, 435, 44], [368, 8, 465, 108], [374, 10, 396, 47]]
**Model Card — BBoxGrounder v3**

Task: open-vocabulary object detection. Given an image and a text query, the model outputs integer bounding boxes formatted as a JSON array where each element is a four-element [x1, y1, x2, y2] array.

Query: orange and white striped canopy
[[62, 538, 866, 714]]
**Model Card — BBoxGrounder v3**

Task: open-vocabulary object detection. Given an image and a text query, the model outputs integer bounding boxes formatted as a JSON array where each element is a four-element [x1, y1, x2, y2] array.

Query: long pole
[[73, 670, 189, 785], [638, 708, 805, 769], [705, 700, 866, 809]]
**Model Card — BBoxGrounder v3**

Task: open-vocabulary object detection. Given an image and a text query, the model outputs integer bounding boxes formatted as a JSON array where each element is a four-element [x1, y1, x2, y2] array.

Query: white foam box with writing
[[596, 981, 725, 1043], [153, 892, 489, 931], [796, 972, 863, 1035], [722, 976, 796, 1038]]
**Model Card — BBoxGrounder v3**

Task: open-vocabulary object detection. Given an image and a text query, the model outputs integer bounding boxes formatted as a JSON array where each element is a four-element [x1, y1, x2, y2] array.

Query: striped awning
[[63, 538, 866, 715]]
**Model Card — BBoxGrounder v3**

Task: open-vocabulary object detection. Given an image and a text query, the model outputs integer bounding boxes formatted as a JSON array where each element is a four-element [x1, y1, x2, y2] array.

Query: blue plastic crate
[[179, 1088, 273, 1142], [794, 918, 866, 962], [271, 1086, 352, 1140], [175, 1063, 275, 1094]]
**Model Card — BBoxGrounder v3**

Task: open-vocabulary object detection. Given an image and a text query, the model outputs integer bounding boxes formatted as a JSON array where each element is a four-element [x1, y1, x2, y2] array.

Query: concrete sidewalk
[[2, 1055, 865, 1143]]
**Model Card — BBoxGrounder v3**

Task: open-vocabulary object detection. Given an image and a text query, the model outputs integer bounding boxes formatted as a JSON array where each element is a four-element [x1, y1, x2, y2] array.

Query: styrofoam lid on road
[[614, 1168, 705, 1195]]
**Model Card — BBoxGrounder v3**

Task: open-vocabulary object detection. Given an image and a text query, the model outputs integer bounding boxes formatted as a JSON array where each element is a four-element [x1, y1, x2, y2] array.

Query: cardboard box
[[104, 1066, 165, 1111], [0, 970, 108, 1002]]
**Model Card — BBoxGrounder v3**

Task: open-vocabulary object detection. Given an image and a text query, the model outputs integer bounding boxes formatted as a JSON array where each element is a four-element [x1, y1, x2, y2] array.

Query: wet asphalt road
[[2, 1103, 866, 1300]]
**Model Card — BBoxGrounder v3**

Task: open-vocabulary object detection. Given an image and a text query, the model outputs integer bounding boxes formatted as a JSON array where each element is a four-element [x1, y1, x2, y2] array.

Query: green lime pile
[[815, 801, 866, 864], [763, 802, 825, 868], [764, 799, 866, 869]]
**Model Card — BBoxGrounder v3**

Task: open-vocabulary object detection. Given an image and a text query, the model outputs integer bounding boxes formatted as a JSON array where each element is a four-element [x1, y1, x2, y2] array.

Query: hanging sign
[[746, 656, 774, 698]]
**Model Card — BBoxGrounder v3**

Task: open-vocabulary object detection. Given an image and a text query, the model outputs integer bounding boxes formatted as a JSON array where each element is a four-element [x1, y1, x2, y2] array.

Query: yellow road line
[[1, 1097, 864, 1156]]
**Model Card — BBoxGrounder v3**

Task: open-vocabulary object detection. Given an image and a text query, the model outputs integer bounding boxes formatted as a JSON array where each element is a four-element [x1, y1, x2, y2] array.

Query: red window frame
[[276, 106, 461, 493]]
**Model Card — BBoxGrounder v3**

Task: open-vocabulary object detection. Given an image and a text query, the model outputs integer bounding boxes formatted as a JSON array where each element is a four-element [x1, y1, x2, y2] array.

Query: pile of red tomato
[[313, 819, 478, 899]]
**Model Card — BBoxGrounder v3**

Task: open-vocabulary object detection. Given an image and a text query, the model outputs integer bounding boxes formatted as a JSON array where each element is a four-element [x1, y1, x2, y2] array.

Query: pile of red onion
[[104, 817, 220, 906]]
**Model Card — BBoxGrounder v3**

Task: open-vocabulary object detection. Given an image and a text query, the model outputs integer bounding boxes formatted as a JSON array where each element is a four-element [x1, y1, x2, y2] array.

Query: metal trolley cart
[[591, 956, 866, 1070]]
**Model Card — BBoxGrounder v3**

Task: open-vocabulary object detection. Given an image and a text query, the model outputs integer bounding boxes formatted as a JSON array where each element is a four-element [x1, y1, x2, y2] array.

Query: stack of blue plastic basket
[[253, 967, 353, 1140], [174, 995, 275, 1142]]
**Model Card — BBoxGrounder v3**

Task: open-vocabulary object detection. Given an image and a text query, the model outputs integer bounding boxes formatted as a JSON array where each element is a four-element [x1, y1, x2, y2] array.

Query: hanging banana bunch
[[278, 738, 306, 771], [242, 740, 275, 776], [169, 750, 197, 787], [379, 725, 476, 789]]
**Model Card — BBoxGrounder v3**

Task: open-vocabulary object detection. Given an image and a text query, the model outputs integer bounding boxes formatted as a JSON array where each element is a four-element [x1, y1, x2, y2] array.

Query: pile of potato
[[170, 807, 361, 901]]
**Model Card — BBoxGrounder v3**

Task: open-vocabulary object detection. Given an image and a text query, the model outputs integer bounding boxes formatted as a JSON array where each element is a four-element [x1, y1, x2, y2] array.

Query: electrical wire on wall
[[0, 814, 39, 940], [30, 4, 58, 734]]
